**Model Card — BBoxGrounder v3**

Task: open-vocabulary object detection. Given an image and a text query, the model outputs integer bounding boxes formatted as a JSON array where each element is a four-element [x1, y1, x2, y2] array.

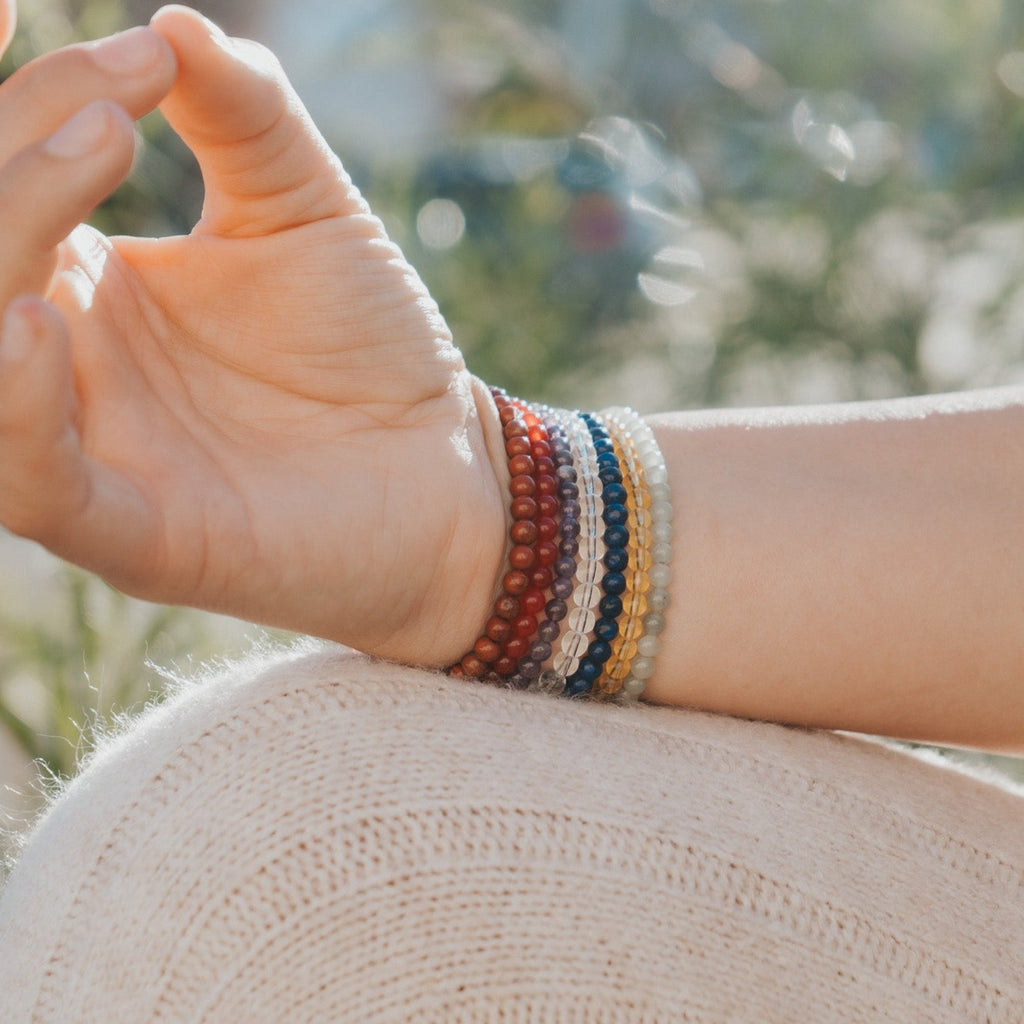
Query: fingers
[[0, 100, 137, 308], [0, 26, 176, 166], [150, 5, 366, 236], [0, 298, 154, 579], [0, 300, 83, 542], [1, 0, 15, 57]]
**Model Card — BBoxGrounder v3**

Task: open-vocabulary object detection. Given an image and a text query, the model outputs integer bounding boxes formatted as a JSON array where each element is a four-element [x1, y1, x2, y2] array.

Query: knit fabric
[[1, 645, 1022, 1022]]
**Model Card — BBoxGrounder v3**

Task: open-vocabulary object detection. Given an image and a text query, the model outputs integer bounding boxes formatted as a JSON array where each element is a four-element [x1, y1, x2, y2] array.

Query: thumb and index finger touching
[[0, 0, 360, 239], [0, 4, 363, 584]]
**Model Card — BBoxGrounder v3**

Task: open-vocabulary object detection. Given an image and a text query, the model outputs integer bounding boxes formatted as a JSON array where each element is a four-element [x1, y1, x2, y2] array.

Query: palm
[[0, 7, 505, 665]]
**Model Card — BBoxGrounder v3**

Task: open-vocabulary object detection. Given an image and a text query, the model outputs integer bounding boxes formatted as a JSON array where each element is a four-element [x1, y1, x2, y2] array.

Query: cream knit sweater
[[1, 644, 1022, 1022]]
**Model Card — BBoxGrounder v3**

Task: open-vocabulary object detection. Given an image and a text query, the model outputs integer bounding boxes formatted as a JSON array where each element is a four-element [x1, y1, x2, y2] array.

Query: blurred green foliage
[[2, 0, 1024, 794], [0, 565, 254, 777]]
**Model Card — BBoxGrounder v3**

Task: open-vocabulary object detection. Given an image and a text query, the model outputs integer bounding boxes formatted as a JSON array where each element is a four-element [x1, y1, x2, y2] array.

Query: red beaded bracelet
[[450, 389, 558, 680]]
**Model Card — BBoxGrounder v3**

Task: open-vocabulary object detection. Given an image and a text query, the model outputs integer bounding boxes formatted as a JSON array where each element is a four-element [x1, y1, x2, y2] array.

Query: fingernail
[[90, 26, 163, 75], [1, 303, 36, 365], [45, 102, 111, 158]]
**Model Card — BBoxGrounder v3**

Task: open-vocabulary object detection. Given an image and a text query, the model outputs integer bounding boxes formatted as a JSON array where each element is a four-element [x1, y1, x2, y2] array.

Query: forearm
[[645, 387, 1024, 751]]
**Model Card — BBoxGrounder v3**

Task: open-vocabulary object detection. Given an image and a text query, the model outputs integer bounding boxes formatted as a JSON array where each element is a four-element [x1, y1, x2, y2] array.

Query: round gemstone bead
[[603, 547, 629, 572], [530, 566, 554, 591], [509, 474, 536, 498], [510, 520, 539, 545], [615, 639, 639, 663], [504, 635, 530, 661], [649, 563, 673, 588], [537, 670, 565, 694], [538, 494, 560, 518], [554, 556, 576, 578], [537, 516, 559, 541], [509, 545, 536, 570], [603, 571, 627, 596], [621, 675, 647, 698], [511, 496, 538, 520], [629, 655, 656, 680], [506, 435, 531, 457], [518, 657, 543, 679], [604, 524, 629, 549], [602, 502, 629, 526], [567, 606, 597, 633], [503, 570, 530, 595], [508, 453, 534, 477], [486, 617, 513, 644], [460, 654, 487, 678], [652, 519, 673, 543], [637, 634, 661, 658], [538, 620, 561, 643], [536, 541, 559, 566], [643, 611, 667, 635], [529, 640, 553, 662], [474, 637, 501, 663], [492, 656, 517, 677]]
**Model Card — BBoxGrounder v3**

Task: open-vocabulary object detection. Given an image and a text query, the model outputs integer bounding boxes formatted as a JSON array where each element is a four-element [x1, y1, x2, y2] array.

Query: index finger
[[1, 0, 16, 57]]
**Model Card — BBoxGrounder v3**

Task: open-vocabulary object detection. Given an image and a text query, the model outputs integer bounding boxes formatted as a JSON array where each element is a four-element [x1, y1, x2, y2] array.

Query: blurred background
[[2, 0, 1024, 832]]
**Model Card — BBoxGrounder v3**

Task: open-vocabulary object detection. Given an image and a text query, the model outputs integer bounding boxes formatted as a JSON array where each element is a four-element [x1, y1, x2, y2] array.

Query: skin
[[0, 3, 507, 666], [1, 3, 1022, 752]]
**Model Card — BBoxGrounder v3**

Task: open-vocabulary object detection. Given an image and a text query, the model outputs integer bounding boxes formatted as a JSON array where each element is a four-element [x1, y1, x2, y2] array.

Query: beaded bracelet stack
[[449, 388, 672, 702]]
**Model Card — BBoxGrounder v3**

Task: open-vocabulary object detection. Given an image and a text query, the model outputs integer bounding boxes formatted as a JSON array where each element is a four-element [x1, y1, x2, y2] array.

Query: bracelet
[[450, 393, 671, 702], [548, 407, 605, 691], [450, 389, 554, 681], [602, 407, 673, 700], [510, 410, 576, 691], [563, 412, 629, 698], [595, 414, 650, 698]]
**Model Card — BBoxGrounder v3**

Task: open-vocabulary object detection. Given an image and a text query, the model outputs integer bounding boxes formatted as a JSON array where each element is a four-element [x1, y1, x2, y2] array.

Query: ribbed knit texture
[[1, 644, 1022, 1022]]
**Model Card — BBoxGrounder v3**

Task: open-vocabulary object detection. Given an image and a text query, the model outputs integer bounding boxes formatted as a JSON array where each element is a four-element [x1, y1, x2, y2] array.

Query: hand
[[0, 3, 506, 666]]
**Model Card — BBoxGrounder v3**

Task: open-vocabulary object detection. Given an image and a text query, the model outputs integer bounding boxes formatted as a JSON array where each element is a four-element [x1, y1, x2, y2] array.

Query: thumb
[[149, 5, 366, 237]]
